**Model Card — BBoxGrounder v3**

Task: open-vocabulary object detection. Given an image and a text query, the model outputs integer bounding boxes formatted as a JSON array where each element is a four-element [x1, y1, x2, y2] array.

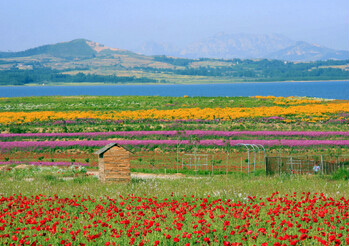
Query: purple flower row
[[0, 161, 88, 166], [1, 130, 349, 138], [1, 139, 348, 149]]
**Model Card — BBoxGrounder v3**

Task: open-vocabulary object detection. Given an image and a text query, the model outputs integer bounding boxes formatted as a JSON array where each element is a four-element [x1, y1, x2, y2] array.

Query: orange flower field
[[0, 102, 348, 125]]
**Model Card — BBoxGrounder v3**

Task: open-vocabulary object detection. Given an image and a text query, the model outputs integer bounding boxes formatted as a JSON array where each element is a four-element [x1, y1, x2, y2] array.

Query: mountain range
[[0, 38, 348, 86], [134, 33, 349, 61], [1, 34, 348, 62]]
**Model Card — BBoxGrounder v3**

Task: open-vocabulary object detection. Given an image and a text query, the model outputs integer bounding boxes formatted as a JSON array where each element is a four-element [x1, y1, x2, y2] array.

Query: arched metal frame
[[175, 139, 266, 175], [235, 143, 265, 174], [254, 144, 266, 171]]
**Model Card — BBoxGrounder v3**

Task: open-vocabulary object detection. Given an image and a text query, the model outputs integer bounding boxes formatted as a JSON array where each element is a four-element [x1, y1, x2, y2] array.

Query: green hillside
[[0, 39, 348, 85], [0, 39, 97, 59]]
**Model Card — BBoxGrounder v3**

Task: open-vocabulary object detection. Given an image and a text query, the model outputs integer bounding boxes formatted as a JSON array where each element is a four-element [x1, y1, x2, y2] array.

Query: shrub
[[331, 168, 349, 180]]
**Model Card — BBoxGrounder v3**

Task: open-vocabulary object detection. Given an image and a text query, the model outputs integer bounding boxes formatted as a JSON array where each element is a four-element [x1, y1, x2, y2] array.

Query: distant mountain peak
[[267, 41, 349, 61]]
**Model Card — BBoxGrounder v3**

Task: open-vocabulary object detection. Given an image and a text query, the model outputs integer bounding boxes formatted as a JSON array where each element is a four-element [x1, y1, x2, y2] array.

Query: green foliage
[[0, 68, 157, 85], [8, 126, 25, 133], [153, 55, 195, 66], [253, 169, 266, 176], [0, 96, 276, 112], [137, 59, 349, 80], [73, 176, 90, 184], [331, 168, 349, 180], [42, 174, 58, 182], [1, 171, 349, 201]]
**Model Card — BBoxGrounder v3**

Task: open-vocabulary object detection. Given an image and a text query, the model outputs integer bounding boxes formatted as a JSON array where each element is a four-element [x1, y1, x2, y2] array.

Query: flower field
[[1, 129, 348, 174], [1, 95, 349, 245], [1, 139, 349, 150], [1, 192, 349, 246], [1, 101, 349, 125], [0, 96, 348, 126], [1, 130, 349, 139], [0, 96, 348, 173]]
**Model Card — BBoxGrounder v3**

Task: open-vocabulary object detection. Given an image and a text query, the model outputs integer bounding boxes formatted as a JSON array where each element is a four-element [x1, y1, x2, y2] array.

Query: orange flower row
[[0, 102, 348, 124]]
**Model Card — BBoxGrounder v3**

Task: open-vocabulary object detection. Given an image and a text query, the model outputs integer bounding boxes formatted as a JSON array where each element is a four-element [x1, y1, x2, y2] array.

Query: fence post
[[182, 154, 184, 169], [290, 157, 293, 173], [259, 150, 261, 170], [194, 148, 197, 171], [248, 150, 250, 175], [321, 155, 323, 175], [253, 150, 256, 173], [176, 143, 179, 174], [241, 155, 243, 173], [226, 151, 229, 176], [206, 155, 208, 171], [212, 153, 214, 176]]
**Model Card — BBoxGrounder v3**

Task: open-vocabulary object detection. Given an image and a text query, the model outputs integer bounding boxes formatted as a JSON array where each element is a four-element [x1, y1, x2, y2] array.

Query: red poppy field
[[1, 191, 349, 246]]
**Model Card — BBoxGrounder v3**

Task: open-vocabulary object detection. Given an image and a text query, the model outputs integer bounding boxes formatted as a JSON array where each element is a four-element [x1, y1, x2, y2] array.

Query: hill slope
[[0, 39, 97, 58], [0, 39, 140, 59]]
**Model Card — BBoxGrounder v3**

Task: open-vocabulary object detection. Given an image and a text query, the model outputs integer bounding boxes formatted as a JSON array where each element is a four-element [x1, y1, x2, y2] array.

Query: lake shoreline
[[1, 81, 348, 99], [1, 79, 349, 87]]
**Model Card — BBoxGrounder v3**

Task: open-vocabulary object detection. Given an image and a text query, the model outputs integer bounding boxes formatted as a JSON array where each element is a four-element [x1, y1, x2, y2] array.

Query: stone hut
[[94, 143, 131, 183]]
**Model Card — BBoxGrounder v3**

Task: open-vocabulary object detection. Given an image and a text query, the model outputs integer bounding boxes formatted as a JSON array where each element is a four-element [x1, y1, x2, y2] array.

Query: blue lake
[[1, 81, 349, 99]]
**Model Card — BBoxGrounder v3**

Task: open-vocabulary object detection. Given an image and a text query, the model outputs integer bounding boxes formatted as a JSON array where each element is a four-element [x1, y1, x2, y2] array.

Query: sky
[[0, 0, 348, 52]]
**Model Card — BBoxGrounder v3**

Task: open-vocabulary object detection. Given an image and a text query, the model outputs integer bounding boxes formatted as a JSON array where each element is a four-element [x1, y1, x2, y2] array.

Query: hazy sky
[[1, 0, 348, 51]]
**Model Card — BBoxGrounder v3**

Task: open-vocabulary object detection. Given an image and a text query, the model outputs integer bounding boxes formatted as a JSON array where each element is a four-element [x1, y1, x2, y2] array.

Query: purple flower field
[[1, 130, 349, 138], [1, 139, 348, 150]]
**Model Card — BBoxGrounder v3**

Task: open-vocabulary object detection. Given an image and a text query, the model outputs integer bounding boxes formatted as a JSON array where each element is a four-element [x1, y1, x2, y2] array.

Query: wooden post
[[241, 155, 243, 173], [321, 155, 323, 175], [226, 151, 229, 176]]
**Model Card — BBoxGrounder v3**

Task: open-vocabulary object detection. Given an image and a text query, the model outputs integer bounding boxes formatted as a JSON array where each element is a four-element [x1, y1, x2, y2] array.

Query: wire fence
[[129, 146, 266, 175], [265, 155, 349, 175]]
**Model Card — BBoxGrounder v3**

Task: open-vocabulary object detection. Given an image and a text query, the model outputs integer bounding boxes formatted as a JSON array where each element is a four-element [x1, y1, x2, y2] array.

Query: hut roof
[[94, 143, 132, 155]]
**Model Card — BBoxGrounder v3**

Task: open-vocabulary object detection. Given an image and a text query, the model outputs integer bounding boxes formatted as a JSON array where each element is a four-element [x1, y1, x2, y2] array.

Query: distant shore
[[1, 80, 348, 99], [1, 79, 348, 87]]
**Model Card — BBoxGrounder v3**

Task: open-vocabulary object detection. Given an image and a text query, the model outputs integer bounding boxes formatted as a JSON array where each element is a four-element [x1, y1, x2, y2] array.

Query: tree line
[[0, 68, 157, 85], [138, 58, 349, 80]]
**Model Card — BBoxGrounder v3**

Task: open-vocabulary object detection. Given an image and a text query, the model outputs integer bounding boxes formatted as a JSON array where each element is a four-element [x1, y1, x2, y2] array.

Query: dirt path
[[87, 171, 186, 179]]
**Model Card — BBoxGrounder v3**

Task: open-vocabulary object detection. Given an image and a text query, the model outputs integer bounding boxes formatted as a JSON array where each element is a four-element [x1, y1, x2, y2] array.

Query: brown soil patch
[[86, 171, 186, 179]]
